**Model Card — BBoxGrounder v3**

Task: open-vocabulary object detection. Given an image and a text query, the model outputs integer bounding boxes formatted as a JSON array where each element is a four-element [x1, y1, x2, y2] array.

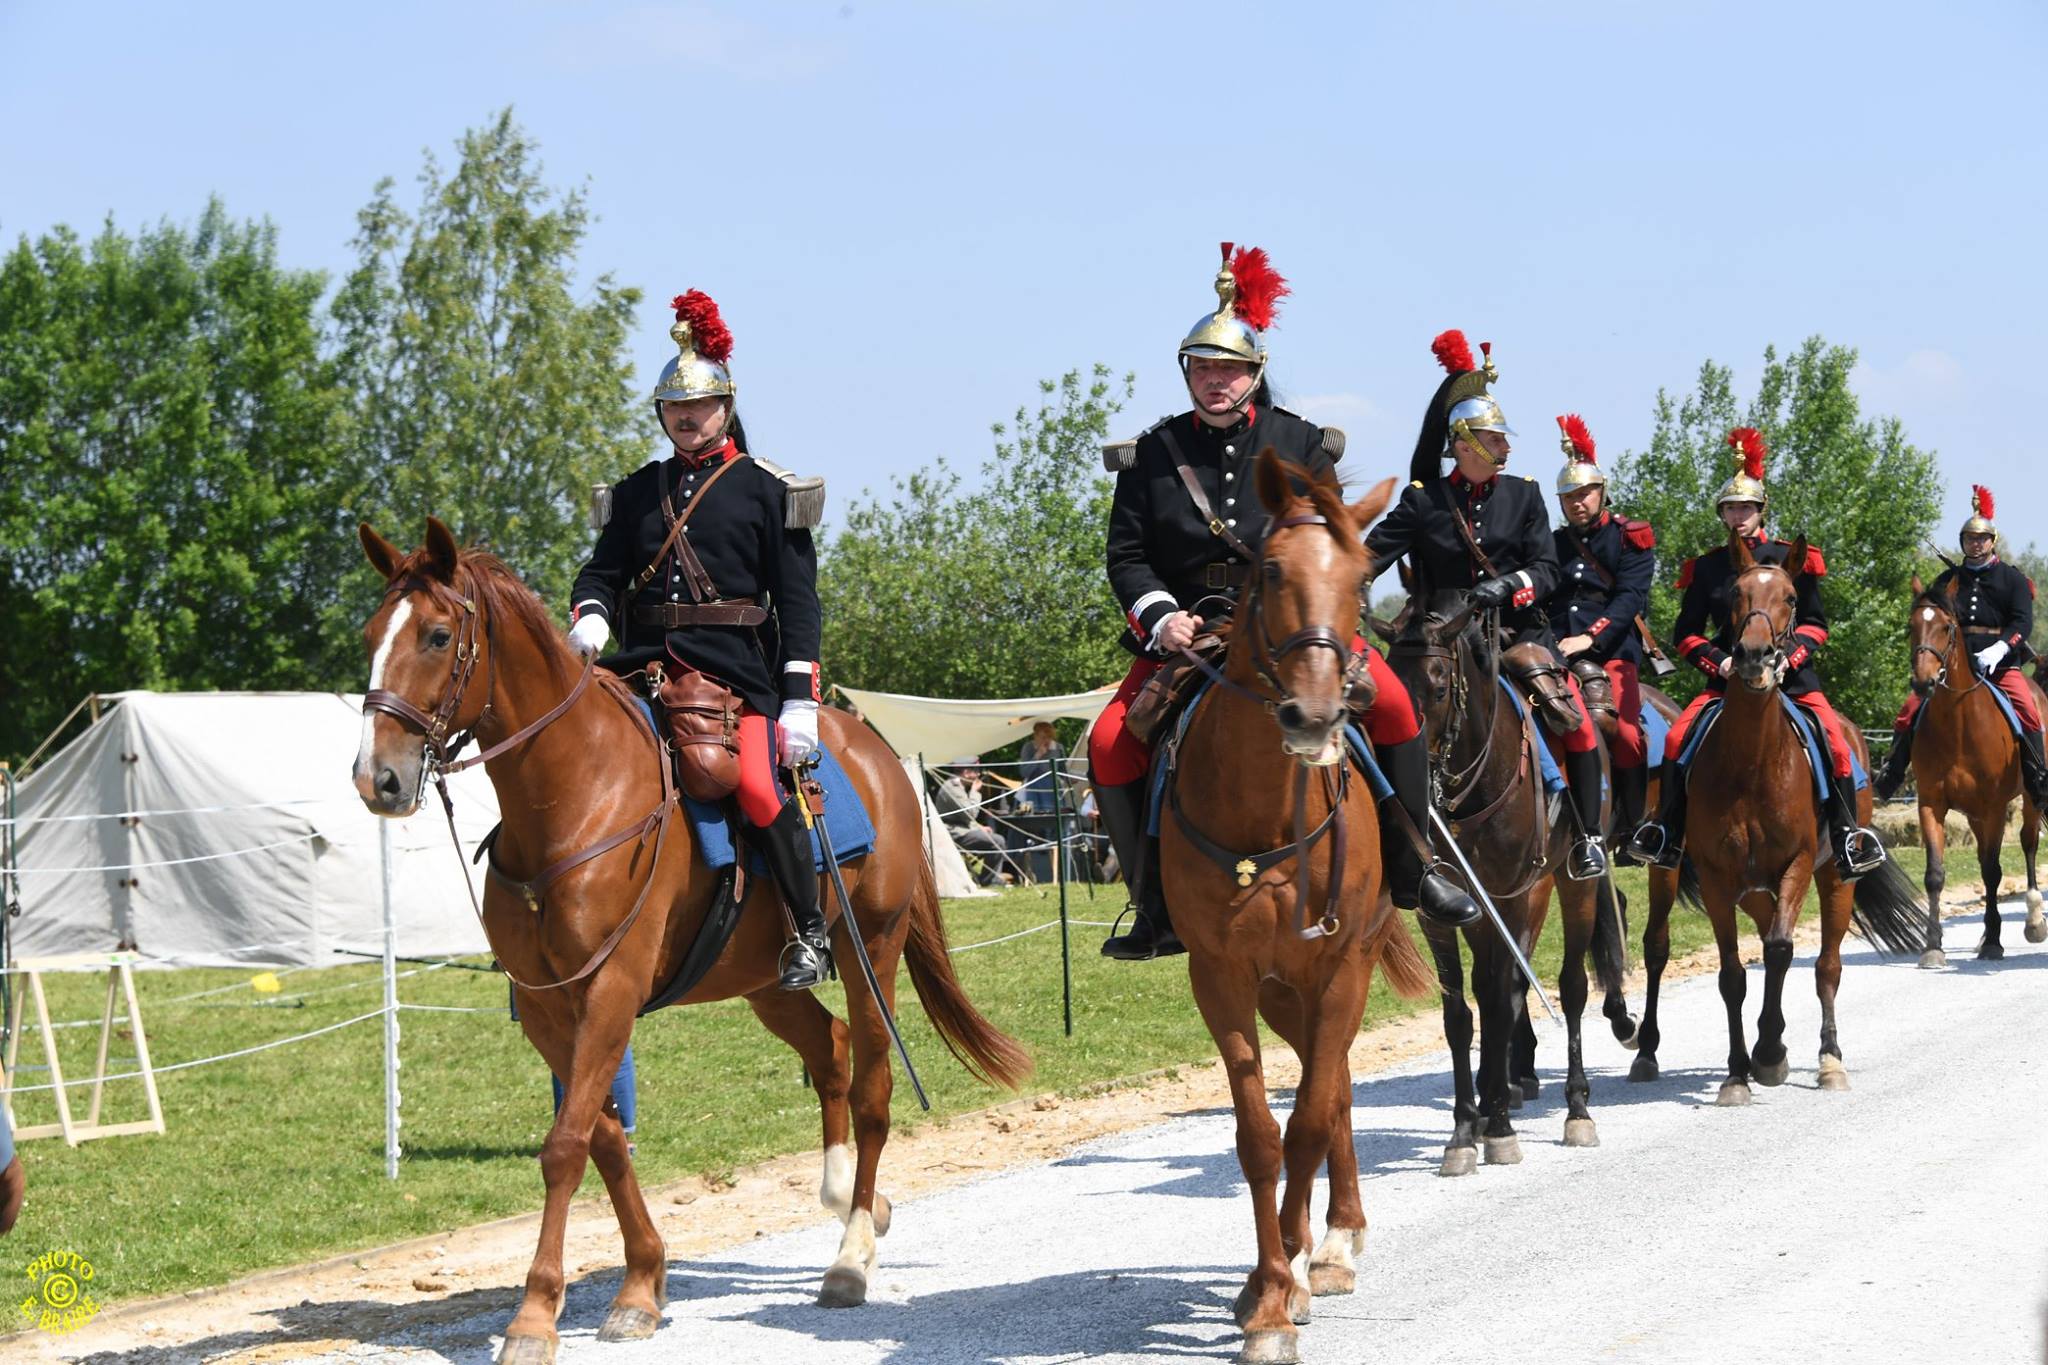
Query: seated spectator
[[1017, 722, 1065, 814], [933, 756, 1018, 885]]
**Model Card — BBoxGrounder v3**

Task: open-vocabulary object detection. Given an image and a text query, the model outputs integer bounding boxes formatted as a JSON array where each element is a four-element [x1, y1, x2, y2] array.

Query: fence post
[[380, 818, 401, 1180], [1052, 757, 1073, 1038]]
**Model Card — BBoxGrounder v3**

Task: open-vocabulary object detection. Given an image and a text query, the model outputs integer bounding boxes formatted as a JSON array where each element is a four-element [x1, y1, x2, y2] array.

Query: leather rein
[[361, 572, 678, 993], [1911, 603, 1984, 700]]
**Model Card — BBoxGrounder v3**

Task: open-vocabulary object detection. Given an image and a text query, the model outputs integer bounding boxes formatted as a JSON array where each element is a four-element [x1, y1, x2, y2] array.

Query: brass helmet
[[1715, 426, 1769, 512], [651, 290, 736, 406], [1409, 329, 1514, 483], [1178, 242, 1289, 385], [1554, 413, 1605, 496], [1961, 483, 1998, 542]]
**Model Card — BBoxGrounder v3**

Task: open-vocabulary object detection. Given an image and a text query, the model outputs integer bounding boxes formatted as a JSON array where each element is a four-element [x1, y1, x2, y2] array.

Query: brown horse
[[1628, 533, 1922, 1101], [1161, 454, 1431, 1365], [1386, 588, 1627, 1173], [1900, 578, 2047, 963], [353, 520, 1030, 1365]]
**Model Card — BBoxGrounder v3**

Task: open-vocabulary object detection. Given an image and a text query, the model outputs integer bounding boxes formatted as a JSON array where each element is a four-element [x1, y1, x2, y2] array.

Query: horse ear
[[359, 523, 403, 581], [1729, 528, 1755, 569], [422, 517, 460, 584], [1943, 576, 1960, 605], [1348, 476, 1397, 534], [1254, 448, 1292, 514], [1910, 573, 1924, 596], [1785, 535, 1810, 580]]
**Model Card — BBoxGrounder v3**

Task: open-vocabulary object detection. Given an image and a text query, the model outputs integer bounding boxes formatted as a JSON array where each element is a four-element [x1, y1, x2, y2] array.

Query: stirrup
[[1566, 835, 1609, 881], [1629, 822, 1682, 869], [1100, 903, 1184, 960], [1835, 828, 1885, 878], [777, 934, 833, 991]]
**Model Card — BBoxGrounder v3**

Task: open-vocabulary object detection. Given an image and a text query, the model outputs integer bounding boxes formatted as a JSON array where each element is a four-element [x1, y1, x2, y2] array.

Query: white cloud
[[546, 3, 843, 83], [1850, 348, 1965, 409], [1289, 392, 1383, 426]]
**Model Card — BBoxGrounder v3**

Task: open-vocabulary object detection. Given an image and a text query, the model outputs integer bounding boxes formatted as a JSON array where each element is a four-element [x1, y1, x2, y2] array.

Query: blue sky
[[4, 1, 2043, 549]]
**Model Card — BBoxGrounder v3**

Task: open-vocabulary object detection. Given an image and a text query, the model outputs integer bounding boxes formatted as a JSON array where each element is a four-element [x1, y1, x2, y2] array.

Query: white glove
[[568, 613, 610, 657], [780, 700, 821, 765], [1976, 641, 2010, 673]]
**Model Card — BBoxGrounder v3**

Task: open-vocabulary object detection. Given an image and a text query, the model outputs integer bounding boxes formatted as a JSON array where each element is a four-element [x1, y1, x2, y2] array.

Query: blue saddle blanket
[[631, 697, 874, 872], [1146, 680, 1394, 837], [1911, 674, 2026, 738], [1642, 701, 1671, 769], [1676, 693, 1867, 804], [1497, 677, 1568, 796]]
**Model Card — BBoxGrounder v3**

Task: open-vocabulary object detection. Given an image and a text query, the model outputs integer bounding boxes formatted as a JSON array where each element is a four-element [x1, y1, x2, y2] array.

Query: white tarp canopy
[[6, 691, 497, 968], [835, 684, 1116, 766]]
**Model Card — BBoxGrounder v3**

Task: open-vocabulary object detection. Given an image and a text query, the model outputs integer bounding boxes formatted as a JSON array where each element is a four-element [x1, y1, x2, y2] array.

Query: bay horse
[[1900, 577, 2047, 963], [1162, 454, 1431, 1365], [1384, 587, 1628, 1175], [353, 520, 1030, 1365], [1627, 533, 1922, 1102]]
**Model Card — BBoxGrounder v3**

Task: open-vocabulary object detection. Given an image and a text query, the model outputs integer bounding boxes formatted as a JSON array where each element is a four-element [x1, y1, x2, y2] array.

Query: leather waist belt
[[633, 599, 767, 628], [1203, 563, 1249, 589]]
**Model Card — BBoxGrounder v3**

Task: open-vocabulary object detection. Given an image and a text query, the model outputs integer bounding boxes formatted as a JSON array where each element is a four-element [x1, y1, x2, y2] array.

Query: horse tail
[[902, 857, 1035, 1089], [1591, 875, 1628, 1000], [1676, 856, 1707, 916], [1370, 910, 1434, 1001], [1850, 851, 1930, 957]]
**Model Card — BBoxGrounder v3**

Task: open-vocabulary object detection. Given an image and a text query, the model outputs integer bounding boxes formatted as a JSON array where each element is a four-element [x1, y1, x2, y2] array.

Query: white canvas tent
[[7, 692, 496, 968]]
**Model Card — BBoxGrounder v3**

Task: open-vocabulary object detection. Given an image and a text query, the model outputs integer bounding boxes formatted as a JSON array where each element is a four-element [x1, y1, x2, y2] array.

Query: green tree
[[820, 365, 1134, 698], [330, 108, 643, 620], [1610, 336, 1942, 727], [0, 203, 355, 760]]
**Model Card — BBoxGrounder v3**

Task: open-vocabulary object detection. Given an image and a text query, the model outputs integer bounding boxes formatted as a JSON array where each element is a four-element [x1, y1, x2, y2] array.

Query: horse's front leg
[[2024, 793, 2047, 943], [1749, 866, 1810, 1088], [1558, 881, 1598, 1147], [1629, 867, 1677, 1082], [1704, 885, 1754, 1107], [1280, 962, 1368, 1316], [1427, 925, 1479, 1177], [1475, 940, 1523, 1166], [1918, 797, 1949, 968], [1972, 803, 2009, 961], [1813, 866, 1854, 1091]]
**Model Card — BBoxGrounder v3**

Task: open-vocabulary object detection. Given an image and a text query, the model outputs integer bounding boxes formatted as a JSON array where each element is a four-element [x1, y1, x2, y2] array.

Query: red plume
[[669, 290, 733, 365], [1557, 414, 1596, 463], [1973, 484, 1995, 519], [1726, 426, 1766, 480], [1431, 329, 1474, 375], [1225, 245, 1289, 331]]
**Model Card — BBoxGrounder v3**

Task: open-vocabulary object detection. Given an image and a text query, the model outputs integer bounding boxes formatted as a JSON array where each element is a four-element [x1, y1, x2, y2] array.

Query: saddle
[[1503, 642, 1589, 737], [1126, 625, 1378, 750]]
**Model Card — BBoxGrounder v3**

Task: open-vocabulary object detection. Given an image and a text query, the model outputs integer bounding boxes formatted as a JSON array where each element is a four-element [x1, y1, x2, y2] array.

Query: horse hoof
[[1716, 1081, 1752, 1107], [1563, 1117, 1600, 1148], [1977, 939, 2005, 961], [1309, 1264, 1356, 1297], [1817, 1055, 1850, 1092], [1483, 1134, 1523, 1165], [2026, 912, 2047, 944], [1751, 1053, 1790, 1088], [1240, 1328, 1301, 1365], [595, 1306, 662, 1342], [498, 1336, 557, 1365], [1628, 1054, 1659, 1083], [1439, 1145, 1478, 1178], [1517, 1075, 1541, 1101], [1918, 948, 1947, 970], [872, 1192, 893, 1237], [1232, 1282, 1254, 1328], [818, 1266, 869, 1309]]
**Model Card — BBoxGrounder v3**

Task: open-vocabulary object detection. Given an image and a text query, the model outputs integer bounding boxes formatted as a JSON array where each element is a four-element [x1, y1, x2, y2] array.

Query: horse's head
[[1906, 573, 1963, 698], [1726, 530, 1808, 694], [1243, 450, 1396, 758], [353, 518, 494, 816], [1389, 586, 1482, 745]]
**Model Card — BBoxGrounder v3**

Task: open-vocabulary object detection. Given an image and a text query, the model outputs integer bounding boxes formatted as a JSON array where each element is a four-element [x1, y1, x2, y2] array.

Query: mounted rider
[[566, 290, 834, 991], [1874, 483, 2048, 803], [1544, 414, 1660, 849], [1091, 244, 1481, 962], [1365, 332, 1611, 882], [1627, 427, 1885, 877]]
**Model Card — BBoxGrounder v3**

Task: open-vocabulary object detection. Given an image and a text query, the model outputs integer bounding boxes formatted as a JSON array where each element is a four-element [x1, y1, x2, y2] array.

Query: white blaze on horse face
[[1922, 608, 1937, 623], [356, 598, 414, 774]]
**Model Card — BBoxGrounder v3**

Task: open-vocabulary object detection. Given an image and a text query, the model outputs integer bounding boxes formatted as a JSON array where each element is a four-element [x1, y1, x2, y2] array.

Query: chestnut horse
[[353, 521, 1029, 1365], [1162, 455, 1431, 1365], [1900, 578, 2047, 963], [1627, 533, 1922, 1102], [1386, 588, 1628, 1173]]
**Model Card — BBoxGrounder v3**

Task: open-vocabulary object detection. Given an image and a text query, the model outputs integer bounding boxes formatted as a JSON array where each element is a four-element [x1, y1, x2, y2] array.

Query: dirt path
[[8, 899, 1905, 1364]]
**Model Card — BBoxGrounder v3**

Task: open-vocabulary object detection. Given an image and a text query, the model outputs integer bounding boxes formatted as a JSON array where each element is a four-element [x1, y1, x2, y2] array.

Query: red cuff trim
[[1511, 586, 1535, 609], [1590, 617, 1612, 637], [1794, 624, 1828, 646], [1786, 645, 1811, 670], [1678, 635, 1710, 657]]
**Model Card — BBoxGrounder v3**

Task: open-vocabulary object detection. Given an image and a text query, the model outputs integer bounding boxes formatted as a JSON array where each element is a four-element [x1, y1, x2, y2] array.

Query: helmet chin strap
[[1450, 419, 1508, 470]]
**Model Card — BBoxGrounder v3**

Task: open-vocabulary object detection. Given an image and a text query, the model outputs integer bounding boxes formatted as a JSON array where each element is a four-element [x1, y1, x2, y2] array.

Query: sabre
[[1428, 807, 1562, 1027], [796, 756, 930, 1111]]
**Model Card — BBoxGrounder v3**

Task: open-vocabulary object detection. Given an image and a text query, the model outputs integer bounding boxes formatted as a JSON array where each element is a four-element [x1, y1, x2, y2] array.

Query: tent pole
[[1052, 754, 1073, 1038], [380, 818, 401, 1180]]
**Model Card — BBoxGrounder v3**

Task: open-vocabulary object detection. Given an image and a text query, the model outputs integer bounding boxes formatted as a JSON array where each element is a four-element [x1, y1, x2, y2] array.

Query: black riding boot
[[1380, 735, 1481, 927], [1095, 778, 1184, 960], [2020, 727, 2048, 807], [1825, 777, 1885, 880], [1628, 765, 1688, 869], [1610, 762, 1649, 863], [1873, 724, 1915, 800], [1562, 746, 1610, 880], [749, 802, 832, 991]]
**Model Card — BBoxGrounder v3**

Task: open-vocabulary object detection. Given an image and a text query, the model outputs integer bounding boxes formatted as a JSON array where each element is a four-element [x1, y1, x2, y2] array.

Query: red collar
[[1596, 509, 1612, 528], [1190, 403, 1256, 435], [674, 436, 738, 471], [1449, 468, 1496, 500]]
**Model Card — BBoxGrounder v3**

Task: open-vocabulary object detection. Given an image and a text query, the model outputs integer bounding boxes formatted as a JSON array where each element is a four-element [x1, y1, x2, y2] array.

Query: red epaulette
[[1803, 546, 1827, 576], [1675, 556, 1697, 590], [1619, 517, 1655, 550]]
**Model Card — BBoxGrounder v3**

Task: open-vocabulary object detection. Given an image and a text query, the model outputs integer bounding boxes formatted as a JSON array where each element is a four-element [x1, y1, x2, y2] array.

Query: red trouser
[[735, 709, 789, 828], [1550, 669, 1601, 755], [1667, 686, 1853, 779], [1892, 668, 2043, 733], [1603, 659, 1647, 769], [1087, 641, 1421, 786]]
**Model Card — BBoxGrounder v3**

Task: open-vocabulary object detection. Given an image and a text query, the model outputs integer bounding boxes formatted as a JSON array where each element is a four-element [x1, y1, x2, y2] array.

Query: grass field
[[0, 840, 2011, 1303]]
